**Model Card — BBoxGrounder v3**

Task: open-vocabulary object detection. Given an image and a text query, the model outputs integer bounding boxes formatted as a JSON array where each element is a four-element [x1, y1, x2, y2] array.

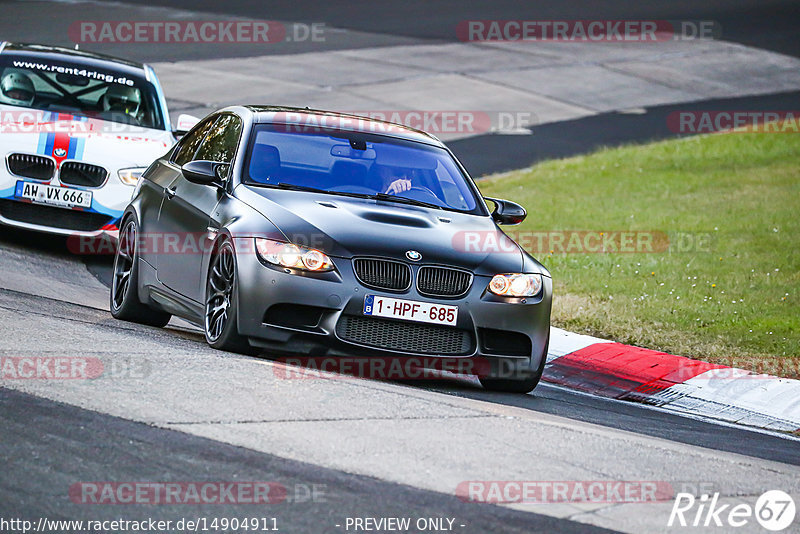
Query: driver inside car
[[100, 85, 140, 120], [0, 71, 36, 107], [375, 164, 414, 195]]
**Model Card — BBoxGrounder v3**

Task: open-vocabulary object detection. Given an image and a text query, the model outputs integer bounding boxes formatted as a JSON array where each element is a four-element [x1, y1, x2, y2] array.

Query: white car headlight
[[255, 238, 334, 272], [488, 273, 543, 297], [118, 167, 147, 186]]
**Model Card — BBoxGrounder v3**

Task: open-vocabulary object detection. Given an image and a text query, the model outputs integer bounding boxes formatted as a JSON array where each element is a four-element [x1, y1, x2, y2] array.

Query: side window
[[171, 117, 216, 166], [194, 115, 243, 168]]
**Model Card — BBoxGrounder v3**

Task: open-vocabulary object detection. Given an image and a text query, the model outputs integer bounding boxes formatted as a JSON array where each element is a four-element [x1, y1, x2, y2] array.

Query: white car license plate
[[363, 295, 458, 326], [15, 180, 92, 209]]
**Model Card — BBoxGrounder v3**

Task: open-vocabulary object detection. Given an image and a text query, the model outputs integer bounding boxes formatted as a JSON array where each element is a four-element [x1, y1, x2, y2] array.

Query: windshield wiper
[[275, 182, 329, 194], [272, 182, 368, 200], [267, 183, 442, 210], [370, 192, 442, 210]]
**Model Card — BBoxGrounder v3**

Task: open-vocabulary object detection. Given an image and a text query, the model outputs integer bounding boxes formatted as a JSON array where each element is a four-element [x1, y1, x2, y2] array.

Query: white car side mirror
[[173, 114, 201, 137]]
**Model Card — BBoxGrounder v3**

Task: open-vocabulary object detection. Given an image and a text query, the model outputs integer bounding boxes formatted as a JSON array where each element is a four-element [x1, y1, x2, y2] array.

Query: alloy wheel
[[205, 245, 235, 342], [112, 220, 136, 310]]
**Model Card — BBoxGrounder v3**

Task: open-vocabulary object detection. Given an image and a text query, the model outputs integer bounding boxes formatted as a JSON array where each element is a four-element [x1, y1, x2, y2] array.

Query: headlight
[[118, 167, 147, 186], [488, 273, 543, 297], [255, 238, 334, 272]]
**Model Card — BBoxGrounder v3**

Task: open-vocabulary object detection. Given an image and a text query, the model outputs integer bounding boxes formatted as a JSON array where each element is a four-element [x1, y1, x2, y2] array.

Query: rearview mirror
[[330, 144, 377, 160], [181, 160, 226, 188], [485, 197, 526, 225]]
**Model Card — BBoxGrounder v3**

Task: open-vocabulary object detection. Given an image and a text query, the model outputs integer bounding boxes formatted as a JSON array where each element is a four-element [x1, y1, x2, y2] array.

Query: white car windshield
[[0, 55, 166, 130]]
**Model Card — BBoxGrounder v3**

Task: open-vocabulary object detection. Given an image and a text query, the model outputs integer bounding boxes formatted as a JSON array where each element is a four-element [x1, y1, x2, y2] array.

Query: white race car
[[0, 42, 197, 238]]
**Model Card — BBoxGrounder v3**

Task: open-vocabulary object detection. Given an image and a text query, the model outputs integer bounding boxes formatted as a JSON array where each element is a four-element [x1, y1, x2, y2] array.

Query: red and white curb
[[545, 327, 800, 433]]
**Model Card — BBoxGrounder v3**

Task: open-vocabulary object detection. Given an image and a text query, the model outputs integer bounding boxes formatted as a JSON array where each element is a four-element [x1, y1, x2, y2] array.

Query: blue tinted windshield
[[244, 125, 480, 213]]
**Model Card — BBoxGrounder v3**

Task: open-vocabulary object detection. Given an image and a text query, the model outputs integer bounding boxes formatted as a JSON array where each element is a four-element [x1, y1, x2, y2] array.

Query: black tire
[[204, 239, 256, 354], [479, 335, 549, 394], [110, 218, 172, 327]]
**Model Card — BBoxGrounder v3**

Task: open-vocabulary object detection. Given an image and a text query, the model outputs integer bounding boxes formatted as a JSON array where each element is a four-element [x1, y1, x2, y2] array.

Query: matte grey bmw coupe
[[111, 106, 552, 392]]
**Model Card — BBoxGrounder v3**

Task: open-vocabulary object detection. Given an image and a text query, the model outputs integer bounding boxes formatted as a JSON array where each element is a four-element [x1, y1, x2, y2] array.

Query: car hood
[[235, 186, 546, 276], [0, 106, 174, 168]]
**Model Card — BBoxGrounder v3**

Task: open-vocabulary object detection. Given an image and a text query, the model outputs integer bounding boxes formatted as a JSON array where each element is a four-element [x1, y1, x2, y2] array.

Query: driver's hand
[[385, 179, 411, 195]]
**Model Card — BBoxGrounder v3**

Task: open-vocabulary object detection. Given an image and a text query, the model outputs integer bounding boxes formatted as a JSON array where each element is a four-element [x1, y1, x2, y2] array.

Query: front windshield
[[244, 125, 481, 213], [0, 55, 166, 130]]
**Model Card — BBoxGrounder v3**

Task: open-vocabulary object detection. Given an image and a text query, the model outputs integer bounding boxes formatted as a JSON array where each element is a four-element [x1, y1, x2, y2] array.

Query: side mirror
[[173, 113, 201, 138], [181, 160, 227, 188], [485, 197, 526, 225]]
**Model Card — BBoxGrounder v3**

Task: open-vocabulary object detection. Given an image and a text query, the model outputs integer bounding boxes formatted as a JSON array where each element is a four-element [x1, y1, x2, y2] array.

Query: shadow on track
[[272, 358, 800, 465], [0, 226, 115, 288], [402, 373, 800, 466]]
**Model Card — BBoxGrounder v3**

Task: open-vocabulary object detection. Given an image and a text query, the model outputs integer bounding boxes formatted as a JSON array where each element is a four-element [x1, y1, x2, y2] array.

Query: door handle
[[164, 186, 176, 199]]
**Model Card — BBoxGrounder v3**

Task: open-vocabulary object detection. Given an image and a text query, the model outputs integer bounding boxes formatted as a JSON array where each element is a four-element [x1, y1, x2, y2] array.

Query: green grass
[[478, 129, 799, 377]]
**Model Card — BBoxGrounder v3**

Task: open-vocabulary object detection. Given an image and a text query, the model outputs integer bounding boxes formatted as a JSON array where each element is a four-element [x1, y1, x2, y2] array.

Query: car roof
[[0, 42, 149, 79], [243, 105, 446, 147]]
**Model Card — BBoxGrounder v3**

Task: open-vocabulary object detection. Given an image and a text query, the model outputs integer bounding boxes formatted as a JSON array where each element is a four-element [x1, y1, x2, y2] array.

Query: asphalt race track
[[1, 245, 798, 532], [1, 1, 799, 533]]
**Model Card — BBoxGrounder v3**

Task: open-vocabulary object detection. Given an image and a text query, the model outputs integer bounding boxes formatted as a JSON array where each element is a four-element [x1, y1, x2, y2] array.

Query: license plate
[[15, 180, 92, 209], [363, 295, 458, 326]]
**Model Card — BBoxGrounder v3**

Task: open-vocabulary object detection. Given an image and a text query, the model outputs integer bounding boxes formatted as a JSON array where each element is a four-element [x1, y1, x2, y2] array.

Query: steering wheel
[[397, 185, 440, 202]]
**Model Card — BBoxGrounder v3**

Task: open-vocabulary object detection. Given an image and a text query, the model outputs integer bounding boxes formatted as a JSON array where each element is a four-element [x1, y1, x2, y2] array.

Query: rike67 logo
[[669, 490, 796, 531]]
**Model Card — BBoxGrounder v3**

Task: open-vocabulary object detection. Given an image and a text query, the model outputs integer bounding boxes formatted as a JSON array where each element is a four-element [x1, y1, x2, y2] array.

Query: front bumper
[[232, 237, 552, 370], [0, 193, 121, 238]]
